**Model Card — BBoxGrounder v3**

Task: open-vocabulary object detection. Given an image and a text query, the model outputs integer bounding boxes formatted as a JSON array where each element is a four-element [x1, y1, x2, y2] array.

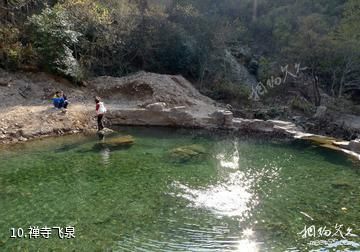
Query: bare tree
[[252, 0, 258, 22]]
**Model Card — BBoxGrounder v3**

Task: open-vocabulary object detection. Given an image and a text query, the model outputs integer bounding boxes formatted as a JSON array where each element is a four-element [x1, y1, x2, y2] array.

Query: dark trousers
[[97, 114, 104, 131]]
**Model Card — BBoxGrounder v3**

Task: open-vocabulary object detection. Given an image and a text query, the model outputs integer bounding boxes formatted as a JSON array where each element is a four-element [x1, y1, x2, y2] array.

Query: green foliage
[[0, 0, 358, 102], [325, 0, 360, 97], [0, 25, 37, 70], [258, 57, 272, 82], [144, 23, 199, 75], [337, 0, 360, 44], [27, 6, 83, 81], [0, 26, 22, 69]]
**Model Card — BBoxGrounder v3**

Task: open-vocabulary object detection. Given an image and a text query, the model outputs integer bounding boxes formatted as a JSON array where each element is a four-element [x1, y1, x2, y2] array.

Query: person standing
[[95, 96, 107, 131]]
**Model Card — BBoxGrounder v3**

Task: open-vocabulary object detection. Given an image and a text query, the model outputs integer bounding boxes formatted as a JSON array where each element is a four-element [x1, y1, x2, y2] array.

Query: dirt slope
[[0, 69, 218, 144], [89, 71, 217, 113]]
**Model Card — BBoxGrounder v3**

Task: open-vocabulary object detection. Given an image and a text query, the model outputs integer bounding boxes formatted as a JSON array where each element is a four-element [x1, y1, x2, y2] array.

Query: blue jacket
[[52, 97, 64, 108]]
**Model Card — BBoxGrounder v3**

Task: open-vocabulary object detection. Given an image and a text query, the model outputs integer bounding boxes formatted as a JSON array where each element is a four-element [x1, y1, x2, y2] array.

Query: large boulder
[[97, 128, 115, 136], [209, 110, 233, 127], [349, 139, 360, 153], [146, 102, 167, 112]]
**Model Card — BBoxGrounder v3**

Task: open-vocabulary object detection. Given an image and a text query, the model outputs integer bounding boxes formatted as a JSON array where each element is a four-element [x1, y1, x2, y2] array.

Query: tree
[[252, 0, 258, 22], [28, 6, 83, 80], [331, 0, 360, 98]]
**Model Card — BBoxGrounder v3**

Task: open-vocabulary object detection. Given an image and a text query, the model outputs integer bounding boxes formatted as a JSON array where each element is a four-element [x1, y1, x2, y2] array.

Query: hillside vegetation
[[1, 0, 359, 108]]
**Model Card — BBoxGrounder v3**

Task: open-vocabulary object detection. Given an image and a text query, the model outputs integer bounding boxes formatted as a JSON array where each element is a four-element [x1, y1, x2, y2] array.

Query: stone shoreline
[[1, 69, 359, 160], [107, 105, 360, 161], [1, 103, 359, 161]]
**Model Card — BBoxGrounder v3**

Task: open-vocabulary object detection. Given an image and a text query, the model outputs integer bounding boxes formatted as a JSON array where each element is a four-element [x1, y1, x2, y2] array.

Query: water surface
[[0, 127, 359, 251]]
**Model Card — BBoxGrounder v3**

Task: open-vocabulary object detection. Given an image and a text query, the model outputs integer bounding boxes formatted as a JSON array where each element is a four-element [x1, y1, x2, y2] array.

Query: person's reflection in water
[[97, 131, 110, 165], [100, 146, 111, 165], [98, 131, 105, 141], [91, 133, 133, 166]]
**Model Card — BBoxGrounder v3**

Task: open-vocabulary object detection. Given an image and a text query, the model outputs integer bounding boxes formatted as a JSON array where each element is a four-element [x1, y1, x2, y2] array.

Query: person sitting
[[52, 91, 63, 109], [52, 91, 69, 110]]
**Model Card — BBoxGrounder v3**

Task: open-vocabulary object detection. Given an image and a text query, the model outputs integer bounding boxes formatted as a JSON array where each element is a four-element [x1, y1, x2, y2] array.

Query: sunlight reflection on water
[[172, 170, 257, 218], [172, 141, 258, 218], [236, 239, 259, 252], [216, 141, 240, 170], [168, 141, 262, 251], [236, 228, 260, 252]]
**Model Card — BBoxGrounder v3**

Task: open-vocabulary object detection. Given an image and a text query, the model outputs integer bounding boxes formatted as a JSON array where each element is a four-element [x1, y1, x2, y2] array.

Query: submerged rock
[[300, 135, 360, 160], [331, 180, 353, 189], [302, 135, 345, 153], [319, 143, 343, 152], [301, 135, 337, 145], [103, 135, 135, 146], [170, 144, 207, 161], [92, 135, 134, 152]]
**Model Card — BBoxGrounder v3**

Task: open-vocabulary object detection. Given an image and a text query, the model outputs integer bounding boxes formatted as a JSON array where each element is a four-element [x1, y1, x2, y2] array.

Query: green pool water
[[0, 127, 359, 252]]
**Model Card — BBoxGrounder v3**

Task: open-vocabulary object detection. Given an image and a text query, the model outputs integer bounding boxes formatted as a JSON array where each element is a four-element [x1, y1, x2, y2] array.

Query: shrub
[[290, 96, 315, 115], [0, 27, 22, 70], [207, 81, 251, 106]]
